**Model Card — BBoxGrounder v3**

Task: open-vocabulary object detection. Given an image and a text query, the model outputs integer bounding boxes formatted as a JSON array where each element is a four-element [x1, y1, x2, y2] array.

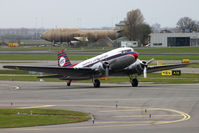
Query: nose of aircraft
[[41, 31, 47, 40], [132, 52, 138, 60]]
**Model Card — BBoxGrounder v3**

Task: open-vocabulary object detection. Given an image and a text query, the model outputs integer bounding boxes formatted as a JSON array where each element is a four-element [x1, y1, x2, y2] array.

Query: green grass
[[0, 70, 29, 74], [1, 73, 199, 84], [0, 76, 49, 81], [186, 63, 199, 68], [0, 54, 57, 60], [0, 46, 111, 51], [0, 54, 92, 60], [0, 108, 89, 128], [0, 54, 199, 60], [96, 73, 199, 84], [139, 55, 199, 60], [1, 46, 199, 53], [135, 47, 199, 53], [0, 47, 63, 51], [0, 62, 36, 63], [148, 63, 199, 68]]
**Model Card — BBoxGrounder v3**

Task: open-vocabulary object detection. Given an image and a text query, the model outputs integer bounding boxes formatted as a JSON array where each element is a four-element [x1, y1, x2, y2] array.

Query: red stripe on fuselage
[[58, 54, 66, 59], [69, 63, 78, 68], [58, 50, 64, 54], [64, 62, 71, 65]]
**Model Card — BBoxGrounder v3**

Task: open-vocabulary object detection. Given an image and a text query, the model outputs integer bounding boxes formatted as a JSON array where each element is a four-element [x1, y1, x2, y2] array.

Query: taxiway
[[0, 81, 199, 133]]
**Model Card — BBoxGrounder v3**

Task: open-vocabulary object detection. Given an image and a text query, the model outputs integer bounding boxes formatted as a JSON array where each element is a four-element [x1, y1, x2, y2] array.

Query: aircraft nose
[[132, 52, 138, 60], [41, 31, 47, 40]]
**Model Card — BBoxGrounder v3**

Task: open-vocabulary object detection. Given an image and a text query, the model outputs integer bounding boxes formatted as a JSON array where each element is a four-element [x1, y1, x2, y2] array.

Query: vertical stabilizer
[[57, 50, 72, 67]]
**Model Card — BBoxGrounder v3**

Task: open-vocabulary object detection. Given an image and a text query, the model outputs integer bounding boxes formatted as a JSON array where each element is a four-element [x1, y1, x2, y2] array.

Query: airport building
[[150, 33, 199, 47]]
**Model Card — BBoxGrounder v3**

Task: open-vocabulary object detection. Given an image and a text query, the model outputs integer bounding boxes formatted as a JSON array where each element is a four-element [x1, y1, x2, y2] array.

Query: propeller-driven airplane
[[3, 47, 191, 88]]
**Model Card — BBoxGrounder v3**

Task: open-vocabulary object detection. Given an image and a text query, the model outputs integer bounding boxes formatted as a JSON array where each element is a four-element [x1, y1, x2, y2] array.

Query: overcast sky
[[0, 0, 198, 29]]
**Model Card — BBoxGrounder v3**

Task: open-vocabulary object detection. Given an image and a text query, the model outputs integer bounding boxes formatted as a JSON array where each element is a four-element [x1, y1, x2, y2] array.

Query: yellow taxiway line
[[3, 104, 190, 129]]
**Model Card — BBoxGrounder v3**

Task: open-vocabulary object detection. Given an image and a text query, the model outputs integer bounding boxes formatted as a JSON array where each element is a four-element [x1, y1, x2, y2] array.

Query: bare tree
[[123, 9, 144, 40], [151, 23, 161, 33], [196, 21, 199, 32], [123, 9, 151, 46], [177, 17, 198, 32]]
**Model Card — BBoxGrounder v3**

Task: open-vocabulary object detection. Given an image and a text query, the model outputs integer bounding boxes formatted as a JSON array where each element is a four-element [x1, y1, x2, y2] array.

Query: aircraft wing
[[3, 65, 96, 80], [147, 63, 193, 73]]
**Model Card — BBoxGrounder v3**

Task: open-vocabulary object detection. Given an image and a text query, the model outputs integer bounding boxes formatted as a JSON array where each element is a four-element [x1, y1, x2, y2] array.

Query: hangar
[[150, 33, 199, 47]]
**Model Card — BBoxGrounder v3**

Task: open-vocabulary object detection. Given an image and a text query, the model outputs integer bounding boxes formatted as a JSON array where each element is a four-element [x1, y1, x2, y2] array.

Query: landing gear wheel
[[131, 78, 138, 87], [67, 80, 71, 86], [93, 79, 100, 88]]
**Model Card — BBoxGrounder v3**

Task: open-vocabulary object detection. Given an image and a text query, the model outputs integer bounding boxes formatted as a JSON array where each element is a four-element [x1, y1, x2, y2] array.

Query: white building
[[150, 33, 199, 47], [121, 41, 138, 47]]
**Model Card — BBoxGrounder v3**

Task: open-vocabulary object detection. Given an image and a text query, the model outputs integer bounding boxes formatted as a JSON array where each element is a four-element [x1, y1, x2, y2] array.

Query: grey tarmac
[[0, 81, 199, 133]]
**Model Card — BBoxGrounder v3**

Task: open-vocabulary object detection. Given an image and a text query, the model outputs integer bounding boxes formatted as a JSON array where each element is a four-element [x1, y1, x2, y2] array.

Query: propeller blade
[[105, 66, 109, 77], [143, 66, 147, 78], [147, 58, 154, 65]]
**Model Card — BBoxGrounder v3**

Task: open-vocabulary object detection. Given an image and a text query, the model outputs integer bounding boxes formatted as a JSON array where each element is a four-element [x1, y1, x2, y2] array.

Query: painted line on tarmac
[[13, 104, 191, 129], [19, 105, 55, 109], [5, 123, 150, 131], [99, 109, 142, 112], [60, 104, 139, 109], [54, 104, 191, 126], [113, 115, 182, 118], [99, 107, 190, 125], [64, 105, 190, 126]]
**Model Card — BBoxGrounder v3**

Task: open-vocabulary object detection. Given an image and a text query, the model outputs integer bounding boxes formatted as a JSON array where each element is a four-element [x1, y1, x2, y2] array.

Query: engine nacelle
[[91, 61, 109, 71], [109, 55, 135, 70], [128, 60, 143, 75]]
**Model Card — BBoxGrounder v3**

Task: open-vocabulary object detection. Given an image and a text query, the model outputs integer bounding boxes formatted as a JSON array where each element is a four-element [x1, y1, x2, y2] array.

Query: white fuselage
[[74, 47, 137, 68]]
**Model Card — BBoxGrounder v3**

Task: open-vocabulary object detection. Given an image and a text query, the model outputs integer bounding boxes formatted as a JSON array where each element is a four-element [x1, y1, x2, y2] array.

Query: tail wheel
[[131, 79, 138, 87], [93, 79, 100, 88]]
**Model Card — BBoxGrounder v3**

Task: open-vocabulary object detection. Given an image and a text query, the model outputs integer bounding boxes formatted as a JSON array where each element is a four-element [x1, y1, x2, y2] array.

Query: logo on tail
[[58, 50, 72, 67]]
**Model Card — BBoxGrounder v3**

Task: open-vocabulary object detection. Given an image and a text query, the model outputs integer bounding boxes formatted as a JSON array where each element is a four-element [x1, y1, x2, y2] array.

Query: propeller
[[141, 58, 154, 78], [103, 62, 110, 77], [143, 66, 147, 78]]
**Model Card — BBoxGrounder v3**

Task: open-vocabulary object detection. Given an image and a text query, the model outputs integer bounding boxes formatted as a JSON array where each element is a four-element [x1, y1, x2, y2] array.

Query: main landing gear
[[67, 80, 72, 86], [129, 75, 138, 87], [93, 79, 100, 88]]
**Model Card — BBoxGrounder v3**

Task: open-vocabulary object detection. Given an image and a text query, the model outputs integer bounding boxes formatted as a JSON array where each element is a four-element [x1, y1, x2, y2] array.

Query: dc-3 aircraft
[[3, 47, 191, 88]]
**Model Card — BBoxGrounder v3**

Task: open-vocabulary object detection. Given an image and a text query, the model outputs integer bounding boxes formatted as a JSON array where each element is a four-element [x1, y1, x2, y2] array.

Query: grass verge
[[135, 47, 199, 53], [0, 108, 89, 128], [0, 54, 199, 60], [0, 46, 199, 53], [1, 73, 199, 84]]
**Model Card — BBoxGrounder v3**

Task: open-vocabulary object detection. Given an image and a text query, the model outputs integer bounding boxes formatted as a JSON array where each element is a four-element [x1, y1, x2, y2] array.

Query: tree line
[[122, 9, 199, 46]]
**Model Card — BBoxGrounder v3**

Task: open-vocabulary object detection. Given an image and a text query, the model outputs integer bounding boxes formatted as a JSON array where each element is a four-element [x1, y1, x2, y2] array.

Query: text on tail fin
[[57, 50, 72, 67]]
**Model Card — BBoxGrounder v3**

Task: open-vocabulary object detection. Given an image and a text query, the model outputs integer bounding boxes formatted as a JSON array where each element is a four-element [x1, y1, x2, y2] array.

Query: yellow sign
[[100, 77, 109, 80], [162, 70, 172, 76], [157, 61, 162, 66], [8, 43, 19, 47], [172, 70, 181, 76], [182, 59, 190, 63]]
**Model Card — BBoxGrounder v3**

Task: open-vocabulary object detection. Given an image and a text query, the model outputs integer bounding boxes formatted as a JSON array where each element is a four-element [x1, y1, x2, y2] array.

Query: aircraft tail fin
[[57, 50, 72, 67]]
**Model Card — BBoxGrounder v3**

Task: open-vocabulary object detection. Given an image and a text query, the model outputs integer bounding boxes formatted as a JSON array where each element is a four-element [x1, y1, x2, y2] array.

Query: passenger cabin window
[[121, 49, 132, 54]]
